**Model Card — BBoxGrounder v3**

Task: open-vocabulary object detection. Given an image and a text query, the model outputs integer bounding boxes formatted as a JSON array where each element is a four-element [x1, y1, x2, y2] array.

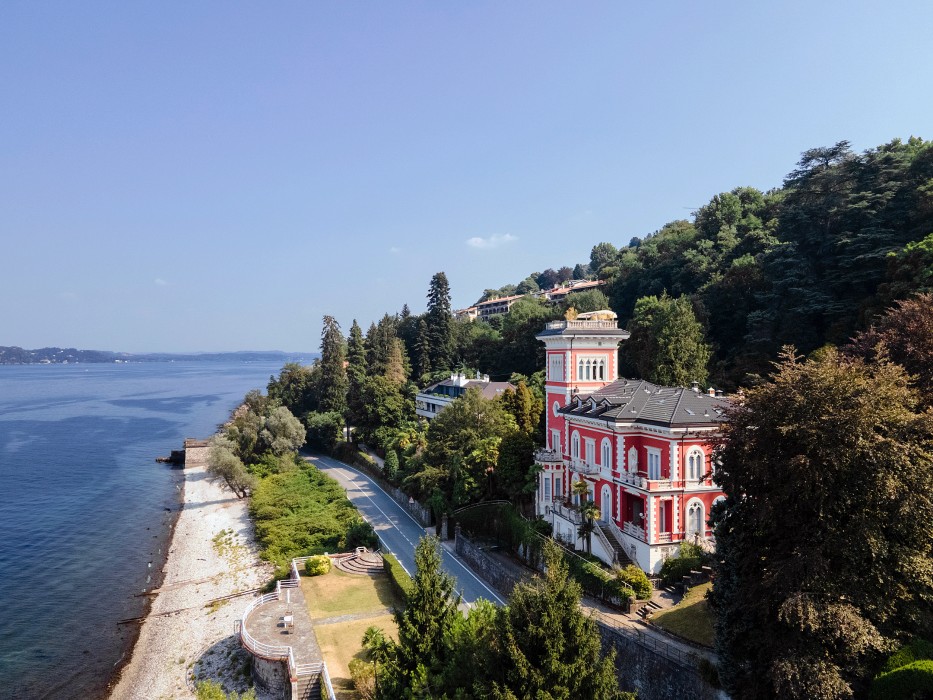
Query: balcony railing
[[617, 472, 683, 491], [534, 448, 563, 464], [545, 319, 620, 331], [622, 520, 646, 541], [551, 501, 582, 524], [568, 459, 600, 476]]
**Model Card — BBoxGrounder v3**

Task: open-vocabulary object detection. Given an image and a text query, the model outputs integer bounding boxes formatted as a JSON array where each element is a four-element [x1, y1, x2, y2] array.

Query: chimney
[[716, 389, 723, 398], [691, 381, 700, 393], [707, 387, 716, 396]]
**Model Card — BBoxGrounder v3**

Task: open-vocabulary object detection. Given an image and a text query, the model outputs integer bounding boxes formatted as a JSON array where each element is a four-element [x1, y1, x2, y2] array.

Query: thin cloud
[[154, 278, 168, 286], [389, 246, 401, 254], [466, 234, 518, 250]]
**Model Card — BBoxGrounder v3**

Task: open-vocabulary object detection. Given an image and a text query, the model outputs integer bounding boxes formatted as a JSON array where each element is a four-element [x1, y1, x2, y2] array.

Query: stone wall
[[597, 624, 726, 700], [251, 656, 290, 698], [454, 529, 526, 595]]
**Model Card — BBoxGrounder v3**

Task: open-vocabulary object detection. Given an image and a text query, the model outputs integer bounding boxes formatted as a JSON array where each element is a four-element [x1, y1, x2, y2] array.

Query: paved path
[[306, 453, 506, 607]]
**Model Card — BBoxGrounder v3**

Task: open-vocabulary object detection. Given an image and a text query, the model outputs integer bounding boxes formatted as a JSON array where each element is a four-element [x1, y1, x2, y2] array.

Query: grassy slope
[[650, 581, 715, 648]]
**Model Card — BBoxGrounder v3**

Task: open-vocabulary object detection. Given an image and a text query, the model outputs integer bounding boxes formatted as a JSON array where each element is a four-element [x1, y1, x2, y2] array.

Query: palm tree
[[572, 479, 599, 554], [578, 499, 600, 554]]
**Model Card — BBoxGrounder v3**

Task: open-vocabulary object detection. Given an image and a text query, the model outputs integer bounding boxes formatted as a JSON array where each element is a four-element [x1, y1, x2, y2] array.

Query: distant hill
[[0, 346, 318, 365]]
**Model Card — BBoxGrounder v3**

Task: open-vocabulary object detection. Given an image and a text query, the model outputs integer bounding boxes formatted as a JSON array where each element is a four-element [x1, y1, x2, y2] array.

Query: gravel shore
[[109, 464, 273, 700]]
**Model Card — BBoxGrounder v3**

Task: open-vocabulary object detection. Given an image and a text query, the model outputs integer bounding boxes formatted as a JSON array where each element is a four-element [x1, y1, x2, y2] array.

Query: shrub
[[882, 638, 933, 674], [382, 552, 412, 598], [195, 682, 257, 700], [871, 660, 933, 699], [250, 463, 360, 571], [696, 657, 721, 688], [617, 564, 652, 600], [304, 411, 344, 453], [346, 519, 379, 550], [659, 541, 707, 584], [348, 658, 376, 700], [304, 555, 331, 576], [383, 450, 399, 482]]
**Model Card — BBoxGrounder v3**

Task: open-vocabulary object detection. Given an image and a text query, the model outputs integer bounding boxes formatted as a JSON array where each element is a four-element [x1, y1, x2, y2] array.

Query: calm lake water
[[0, 360, 299, 699]]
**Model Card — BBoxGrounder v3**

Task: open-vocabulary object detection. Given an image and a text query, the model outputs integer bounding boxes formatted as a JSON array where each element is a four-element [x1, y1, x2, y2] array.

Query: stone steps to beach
[[333, 550, 384, 576]]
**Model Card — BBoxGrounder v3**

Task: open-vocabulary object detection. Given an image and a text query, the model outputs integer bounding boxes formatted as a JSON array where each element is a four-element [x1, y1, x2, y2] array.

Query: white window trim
[[647, 447, 661, 481]]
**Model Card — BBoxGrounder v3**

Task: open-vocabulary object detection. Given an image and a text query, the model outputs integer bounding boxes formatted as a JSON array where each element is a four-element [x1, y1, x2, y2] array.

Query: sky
[[2, 1, 932, 353]]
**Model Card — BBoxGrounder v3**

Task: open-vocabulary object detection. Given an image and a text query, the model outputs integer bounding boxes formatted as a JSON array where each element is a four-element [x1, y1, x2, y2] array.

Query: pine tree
[[490, 540, 627, 699], [625, 292, 710, 386], [711, 348, 933, 699], [414, 318, 432, 380], [318, 315, 348, 415], [346, 320, 368, 431], [380, 537, 460, 698], [426, 272, 453, 373]]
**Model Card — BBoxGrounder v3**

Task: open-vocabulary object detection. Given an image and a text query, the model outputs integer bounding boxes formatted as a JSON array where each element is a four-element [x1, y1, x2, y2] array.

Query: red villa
[[534, 311, 729, 574]]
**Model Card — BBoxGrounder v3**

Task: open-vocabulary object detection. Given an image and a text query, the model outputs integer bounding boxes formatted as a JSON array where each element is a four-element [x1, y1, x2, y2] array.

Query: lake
[[0, 360, 302, 699]]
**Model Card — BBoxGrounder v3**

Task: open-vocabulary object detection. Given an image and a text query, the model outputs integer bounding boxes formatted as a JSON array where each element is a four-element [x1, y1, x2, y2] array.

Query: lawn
[[650, 581, 715, 648], [302, 568, 400, 619], [315, 614, 397, 700], [301, 568, 404, 700]]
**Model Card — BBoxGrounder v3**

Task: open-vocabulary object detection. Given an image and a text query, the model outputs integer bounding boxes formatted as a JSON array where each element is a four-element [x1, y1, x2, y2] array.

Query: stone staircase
[[596, 522, 635, 568], [295, 673, 322, 700], [332, 547, 384, 576], [635, 598, 663, 619]]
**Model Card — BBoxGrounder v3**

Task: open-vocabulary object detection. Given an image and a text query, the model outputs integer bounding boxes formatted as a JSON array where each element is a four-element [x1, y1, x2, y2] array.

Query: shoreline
[[108, 457, 273, 699]]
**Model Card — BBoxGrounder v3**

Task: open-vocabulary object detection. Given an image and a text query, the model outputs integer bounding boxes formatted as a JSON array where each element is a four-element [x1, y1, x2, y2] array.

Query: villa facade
[[534, 312, 729, 574]]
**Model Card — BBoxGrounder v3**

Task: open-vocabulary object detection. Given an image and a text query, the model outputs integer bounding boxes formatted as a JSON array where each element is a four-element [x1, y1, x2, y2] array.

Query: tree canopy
[[711, 347, 933, 699]]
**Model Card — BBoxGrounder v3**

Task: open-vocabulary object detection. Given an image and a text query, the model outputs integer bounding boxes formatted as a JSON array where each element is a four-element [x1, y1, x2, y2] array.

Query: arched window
[[687, 448, 704, 481], [598, 359, 605, 380], [571, 474, 581, 505], [601, 439, 612, 469], [686, 500, 704, 538], [577, 358, 584, 381], [627, 446, 638, 473], [571, 431, 581, 460]]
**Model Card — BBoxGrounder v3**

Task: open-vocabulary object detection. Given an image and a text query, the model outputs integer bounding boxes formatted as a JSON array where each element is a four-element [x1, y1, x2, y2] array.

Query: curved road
[[306, 452, 505, 607]]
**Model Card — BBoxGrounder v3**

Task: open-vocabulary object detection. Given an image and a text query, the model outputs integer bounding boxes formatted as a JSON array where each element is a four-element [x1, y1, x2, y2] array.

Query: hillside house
[[534, 311, 729, 574]]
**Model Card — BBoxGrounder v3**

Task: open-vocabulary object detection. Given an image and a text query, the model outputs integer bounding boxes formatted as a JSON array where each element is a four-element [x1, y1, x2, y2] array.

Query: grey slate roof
[[559, 378, 730, 428]]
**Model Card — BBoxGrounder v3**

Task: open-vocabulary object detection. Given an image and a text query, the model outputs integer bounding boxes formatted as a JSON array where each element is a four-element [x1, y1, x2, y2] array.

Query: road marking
[[311, 453, 506, 606]]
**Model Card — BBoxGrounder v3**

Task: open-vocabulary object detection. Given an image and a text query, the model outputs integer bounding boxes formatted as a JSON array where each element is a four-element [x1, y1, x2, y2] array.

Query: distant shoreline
[[0, 348, 316, 365]]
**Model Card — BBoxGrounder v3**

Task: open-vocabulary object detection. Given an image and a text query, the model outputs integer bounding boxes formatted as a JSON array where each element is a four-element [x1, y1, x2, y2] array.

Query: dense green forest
[[480, 137, 933, 388]]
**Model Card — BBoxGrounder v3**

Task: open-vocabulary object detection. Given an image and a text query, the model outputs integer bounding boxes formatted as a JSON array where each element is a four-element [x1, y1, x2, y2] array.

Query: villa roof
[[559, 378, 730, 428]]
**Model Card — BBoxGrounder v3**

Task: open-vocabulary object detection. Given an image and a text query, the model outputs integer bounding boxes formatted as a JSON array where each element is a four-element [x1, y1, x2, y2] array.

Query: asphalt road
[[307, 452, 506, 607]]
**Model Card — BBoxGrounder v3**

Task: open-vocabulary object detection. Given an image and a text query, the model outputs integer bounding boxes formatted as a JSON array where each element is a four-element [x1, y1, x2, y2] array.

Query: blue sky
[[2, 1, 931, 353]]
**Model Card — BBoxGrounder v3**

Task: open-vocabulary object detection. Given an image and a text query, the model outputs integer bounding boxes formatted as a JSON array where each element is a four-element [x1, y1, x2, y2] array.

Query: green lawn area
[[301, 568, 403, 700], [302, 568, 401, 618], [650, 581, 715, 648], [315, 614, 397, 700]]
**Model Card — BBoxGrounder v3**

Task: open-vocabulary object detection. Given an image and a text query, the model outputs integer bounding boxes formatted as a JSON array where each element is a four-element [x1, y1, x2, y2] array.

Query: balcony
[[568, 459, 600, 476], [534, 448, 564, 464], [622, 520, 646, 541], [618, 471, 647, 489], [544, 319, 619, 331], [550, 500, 582, 524]]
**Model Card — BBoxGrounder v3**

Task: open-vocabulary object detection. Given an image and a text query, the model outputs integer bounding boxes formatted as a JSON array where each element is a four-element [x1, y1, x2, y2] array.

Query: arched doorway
[[600, 485, 612, 522]]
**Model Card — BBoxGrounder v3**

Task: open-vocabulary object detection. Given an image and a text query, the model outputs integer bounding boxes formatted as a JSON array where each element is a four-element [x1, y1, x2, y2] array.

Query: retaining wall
[[251, 656, 290, 697], [454, 529, 526, 595], [598, 626, 726, 700]]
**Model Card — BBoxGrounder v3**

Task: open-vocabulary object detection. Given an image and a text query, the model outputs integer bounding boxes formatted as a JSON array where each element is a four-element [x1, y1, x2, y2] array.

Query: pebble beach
[[109, 454, 273, 700]]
